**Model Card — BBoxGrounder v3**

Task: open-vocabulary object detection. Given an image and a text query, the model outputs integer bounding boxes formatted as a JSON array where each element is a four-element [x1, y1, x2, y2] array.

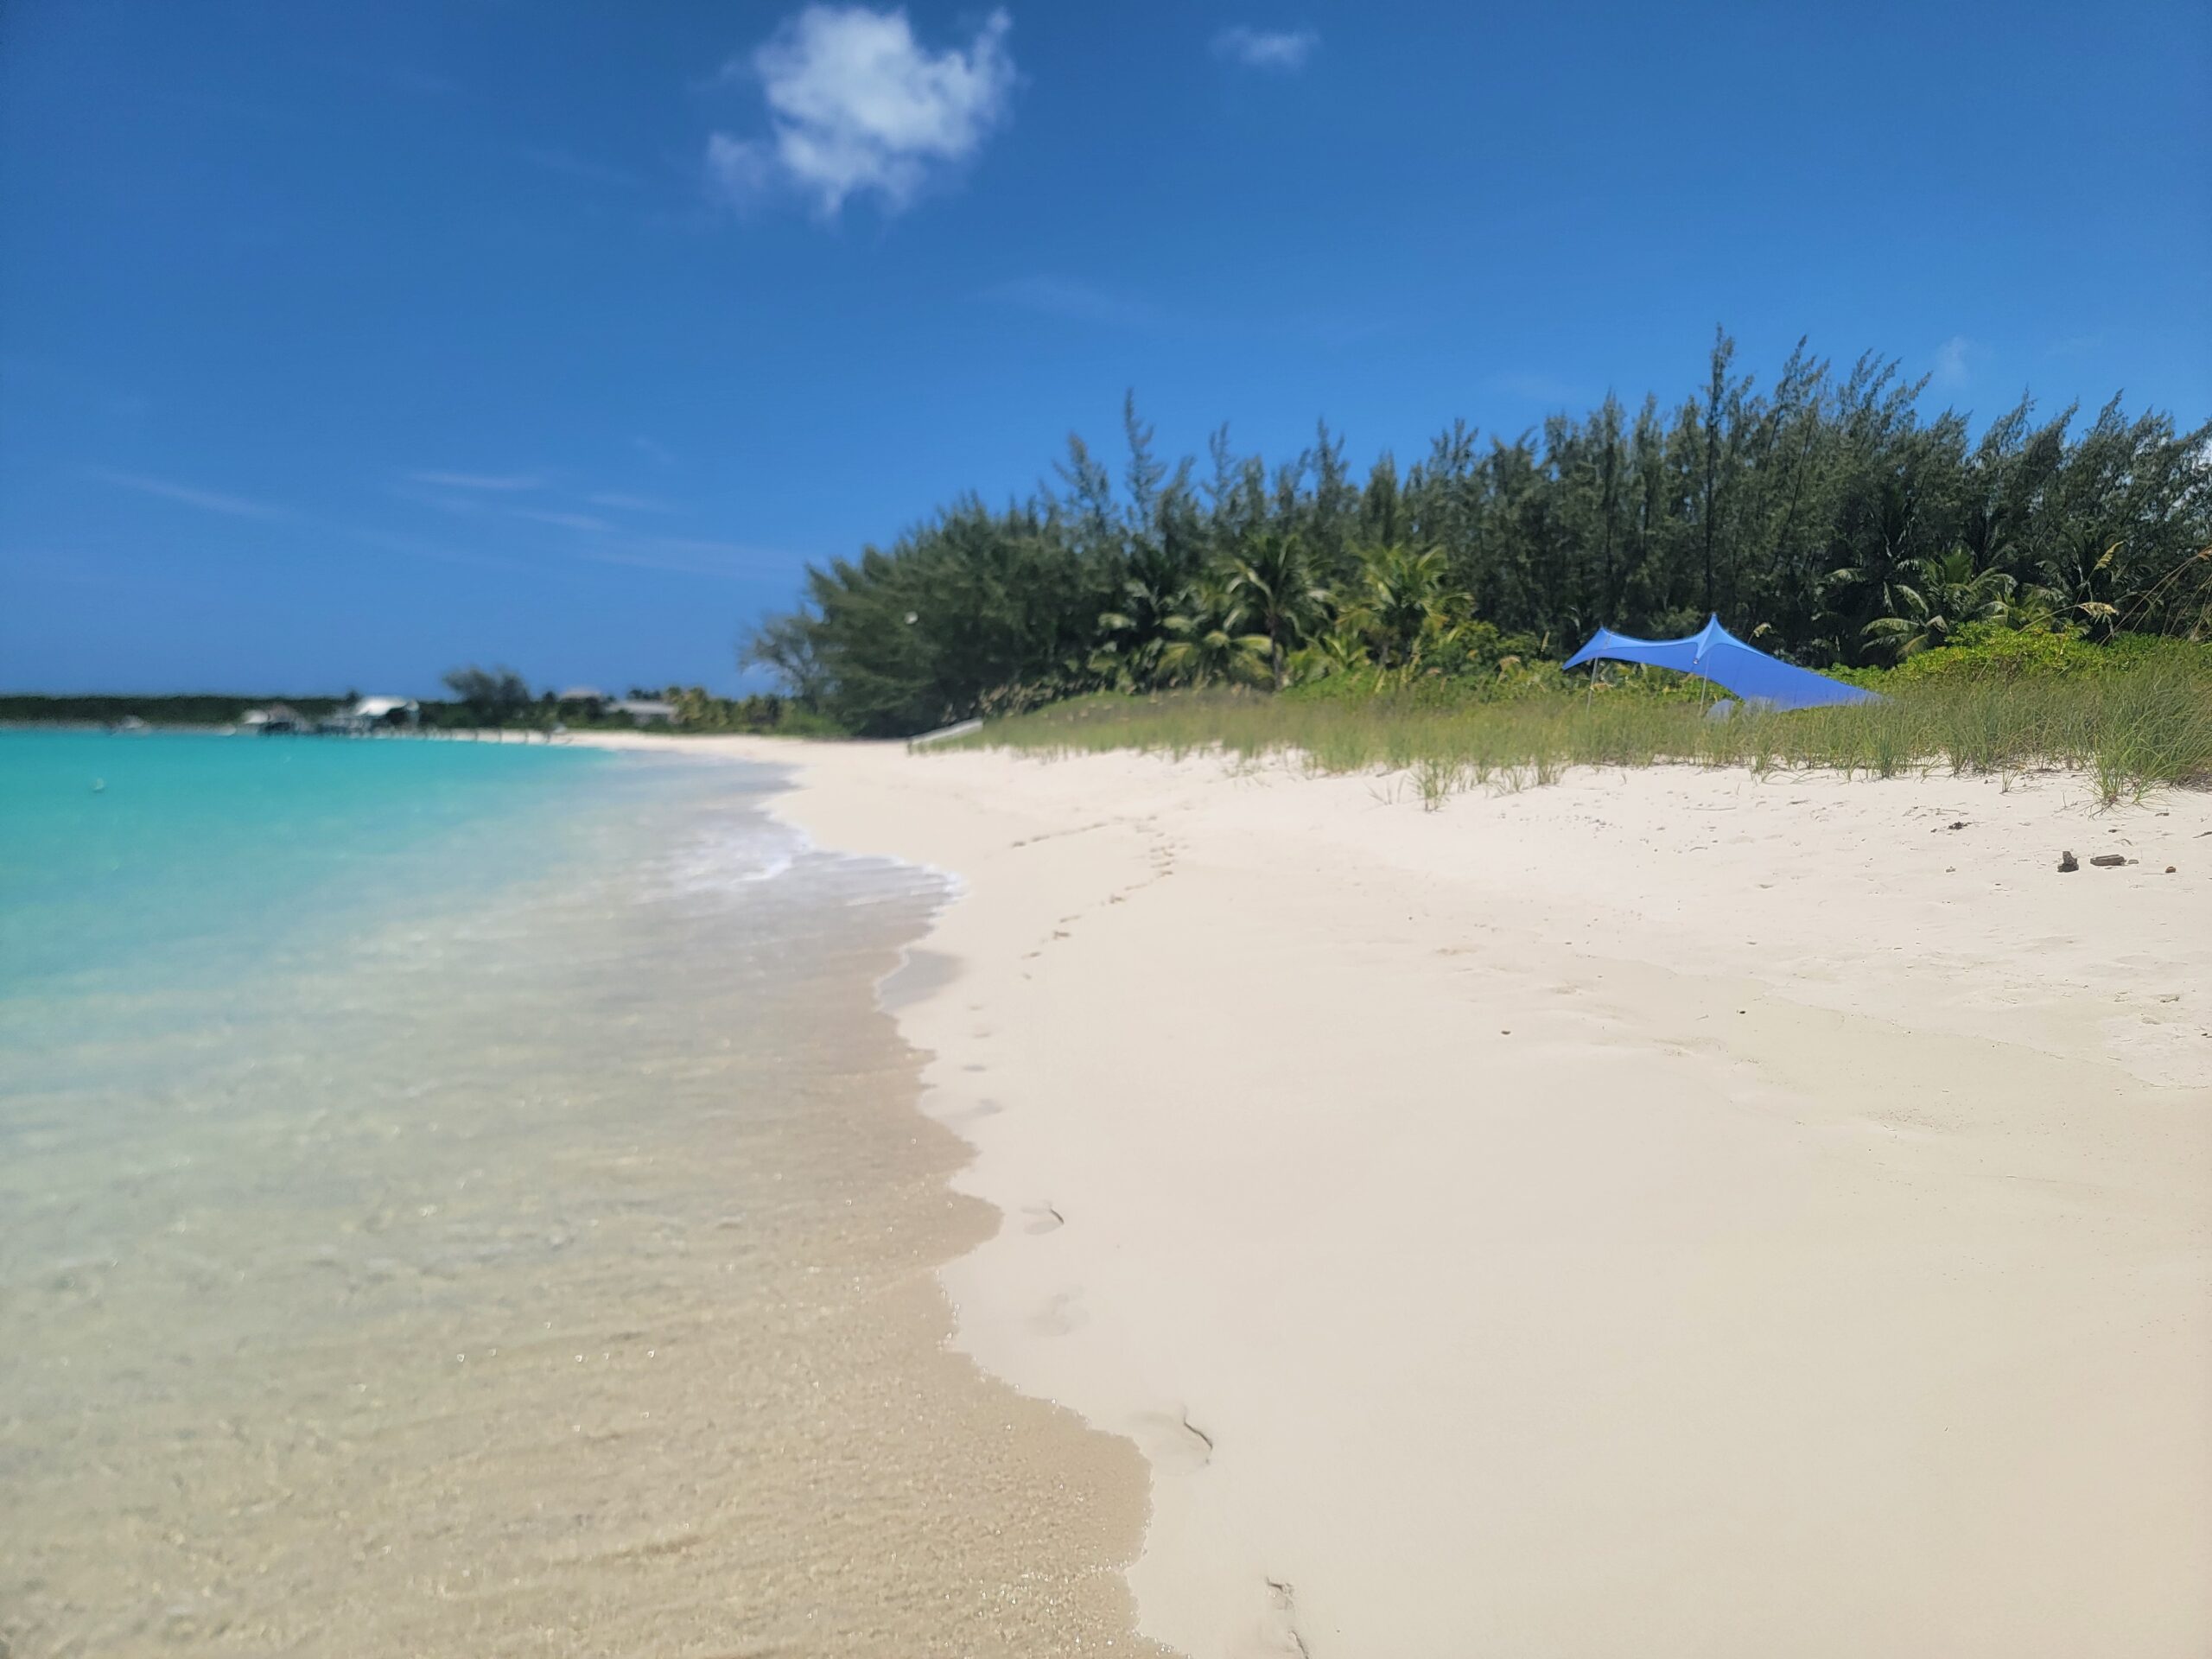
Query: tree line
[[437, 668, 817, 734], [0, 679, 818, 734], [744, 332, 2212, 736]]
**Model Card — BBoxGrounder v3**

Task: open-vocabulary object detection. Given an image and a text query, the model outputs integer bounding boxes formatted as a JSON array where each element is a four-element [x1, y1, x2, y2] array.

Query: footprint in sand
[[1224, 1578, 1312, 1659], [1129, 1407, 1214, 1474], [1027, 1288, 1088, 1336]]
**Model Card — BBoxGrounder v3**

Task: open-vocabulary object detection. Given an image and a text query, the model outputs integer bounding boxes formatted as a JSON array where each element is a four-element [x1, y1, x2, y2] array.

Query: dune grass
[[947, 658, 2212, 808]]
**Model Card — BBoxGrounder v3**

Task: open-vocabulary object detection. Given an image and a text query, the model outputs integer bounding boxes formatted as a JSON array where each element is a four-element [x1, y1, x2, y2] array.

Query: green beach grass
[[948, 645, 2212, 809]]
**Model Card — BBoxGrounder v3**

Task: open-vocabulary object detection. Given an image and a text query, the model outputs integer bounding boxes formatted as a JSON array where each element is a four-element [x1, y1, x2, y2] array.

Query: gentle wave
[[652, 817, 808, 894]]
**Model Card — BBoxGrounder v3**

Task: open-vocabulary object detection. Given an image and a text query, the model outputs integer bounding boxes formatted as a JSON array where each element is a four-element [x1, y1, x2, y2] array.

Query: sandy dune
[[597, 734, 2212, 1656]]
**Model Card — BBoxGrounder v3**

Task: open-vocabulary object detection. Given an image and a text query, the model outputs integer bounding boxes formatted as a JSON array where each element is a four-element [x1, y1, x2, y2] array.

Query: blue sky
[[3, 0, 2206, 696]]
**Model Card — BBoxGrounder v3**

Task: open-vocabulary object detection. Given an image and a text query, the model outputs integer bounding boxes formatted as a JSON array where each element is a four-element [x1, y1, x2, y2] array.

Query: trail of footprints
[[1019, 818, 1181, 962], [1014, 1205, 1314, 1656], [1262, 1578, 1313, 1658], [993, 825, 1320, 1649]]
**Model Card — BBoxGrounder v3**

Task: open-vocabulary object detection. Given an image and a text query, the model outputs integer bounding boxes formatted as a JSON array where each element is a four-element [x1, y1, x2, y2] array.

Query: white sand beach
[[595, 734, 2212, 1656]]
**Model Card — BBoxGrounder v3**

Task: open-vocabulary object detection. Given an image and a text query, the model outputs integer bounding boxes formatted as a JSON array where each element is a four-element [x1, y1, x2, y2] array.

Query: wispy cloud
[[79, 461, 750, 584], [84, 467, 543, 575], [707, 5, 1017, 216], [1931, 334, 1972, 390], [982, 275, 1156, 329], [632, 435, 677, 468], [340, 524, 531, 575], [581, 535, 791, 579], [404, 469, 544, 492], [586, 491, 679, 514], [392, 477, 771, 580], [1212, 25, 1319, 71], [86, 467, 289, 521], [510, 508, 615, 532]]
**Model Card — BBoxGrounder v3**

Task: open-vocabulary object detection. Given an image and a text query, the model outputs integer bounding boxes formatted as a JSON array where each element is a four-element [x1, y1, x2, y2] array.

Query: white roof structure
[[557, 685, 608, 702], [609, 698, 677, 721], [350, 696, 421, 720]]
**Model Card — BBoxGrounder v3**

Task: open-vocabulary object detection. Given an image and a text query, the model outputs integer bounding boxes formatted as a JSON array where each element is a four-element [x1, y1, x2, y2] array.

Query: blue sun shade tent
[[1563, 616, 1879, 711]]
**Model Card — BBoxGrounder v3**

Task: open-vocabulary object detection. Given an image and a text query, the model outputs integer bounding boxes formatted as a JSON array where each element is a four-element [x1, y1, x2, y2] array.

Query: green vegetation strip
[[951, 644, 2212, 809], [746, 338, 2211, 740]]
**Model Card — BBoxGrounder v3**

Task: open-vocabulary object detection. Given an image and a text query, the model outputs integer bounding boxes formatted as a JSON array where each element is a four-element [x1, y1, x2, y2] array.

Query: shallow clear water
[[0, 733, 1150, 1656], [0, 731, 608, 995]]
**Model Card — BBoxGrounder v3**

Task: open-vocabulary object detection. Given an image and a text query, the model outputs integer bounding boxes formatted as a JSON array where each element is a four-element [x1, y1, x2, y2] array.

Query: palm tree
[[2037, 537, 2127, 641], [1091, 550, 1185, 690], [1341, 543, 1471, 678], [2123, 543, 2212, 641], [1286, 620, 1370, 683], [1092, 582, 1173, 690], [1227, 531, 1331, 689], [1860, 548, 2024, 660], [1158, 574, 1271, 688]]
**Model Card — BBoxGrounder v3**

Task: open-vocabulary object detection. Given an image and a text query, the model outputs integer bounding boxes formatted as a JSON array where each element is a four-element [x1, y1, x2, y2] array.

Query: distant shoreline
[[0, 721, 570, 741]]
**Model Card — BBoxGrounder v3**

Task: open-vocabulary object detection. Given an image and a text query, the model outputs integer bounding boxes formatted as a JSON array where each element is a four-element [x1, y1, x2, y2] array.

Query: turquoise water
[[0, 731, 1142, 1657], [0, 731, 607, 993]]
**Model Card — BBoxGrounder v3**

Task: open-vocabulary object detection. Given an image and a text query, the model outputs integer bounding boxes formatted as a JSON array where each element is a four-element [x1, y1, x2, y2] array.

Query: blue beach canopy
[[1562, 615, 1879, 711]]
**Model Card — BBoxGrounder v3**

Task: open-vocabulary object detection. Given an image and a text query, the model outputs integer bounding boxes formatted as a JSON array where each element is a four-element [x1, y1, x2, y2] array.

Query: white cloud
[[709, 5, 1016, 216], [86, 467, 288, 520], [1213, 26, 1318, 70], [406, 470, 543, 491], [1932, 335, 1972, 390]]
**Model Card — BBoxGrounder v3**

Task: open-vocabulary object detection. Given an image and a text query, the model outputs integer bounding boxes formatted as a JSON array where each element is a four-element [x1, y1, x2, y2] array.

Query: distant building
[[317, 696, 420, 734], [245, 703, 308, 734], [556, 685, 608, 707], [608, 698, 677, 725]]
